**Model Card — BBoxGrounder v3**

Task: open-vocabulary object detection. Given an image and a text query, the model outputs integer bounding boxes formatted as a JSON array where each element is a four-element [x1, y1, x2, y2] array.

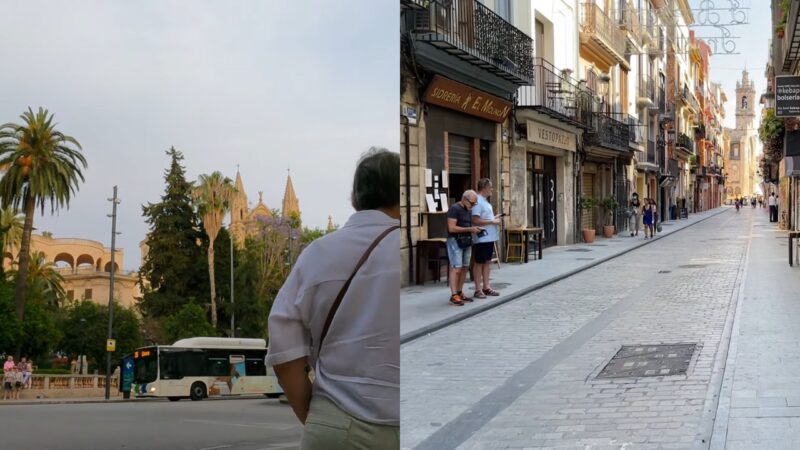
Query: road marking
[[181, 419, 294, 431], [198, 445, 232, 450]]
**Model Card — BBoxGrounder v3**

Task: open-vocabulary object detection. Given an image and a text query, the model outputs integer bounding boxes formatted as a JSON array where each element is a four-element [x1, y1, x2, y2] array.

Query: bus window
[[207, 357, 228, 376], [245, 358, 267, 376], [134, 348, 158, 384]]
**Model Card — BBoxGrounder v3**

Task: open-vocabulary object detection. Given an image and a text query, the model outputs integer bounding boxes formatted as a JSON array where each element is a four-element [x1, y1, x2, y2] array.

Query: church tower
[[230, 169, 249, 247], [282, 170, 300, 220], [731, 69, 758, 197]]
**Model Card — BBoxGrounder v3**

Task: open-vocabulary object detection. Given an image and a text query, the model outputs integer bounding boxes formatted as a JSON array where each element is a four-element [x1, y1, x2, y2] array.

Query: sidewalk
[[710, 205, 800, 449], [401, 207, 730, 342]]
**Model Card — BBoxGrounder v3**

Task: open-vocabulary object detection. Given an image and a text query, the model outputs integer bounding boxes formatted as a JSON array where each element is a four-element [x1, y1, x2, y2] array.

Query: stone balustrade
[[7, 374, 122, 400]]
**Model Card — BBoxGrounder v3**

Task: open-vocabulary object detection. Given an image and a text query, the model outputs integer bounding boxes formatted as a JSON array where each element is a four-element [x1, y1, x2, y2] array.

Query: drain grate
[[567, 248, 592, 252], [678, 264, 707, 269], [597, 344, 696, 378]]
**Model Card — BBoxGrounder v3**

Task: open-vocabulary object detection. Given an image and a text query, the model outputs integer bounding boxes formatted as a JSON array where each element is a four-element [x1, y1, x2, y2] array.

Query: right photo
[[401, 0, 788, 449]]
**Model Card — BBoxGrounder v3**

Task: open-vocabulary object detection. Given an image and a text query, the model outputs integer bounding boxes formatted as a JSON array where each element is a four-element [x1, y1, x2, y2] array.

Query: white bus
[[132, 337, 283, 401]]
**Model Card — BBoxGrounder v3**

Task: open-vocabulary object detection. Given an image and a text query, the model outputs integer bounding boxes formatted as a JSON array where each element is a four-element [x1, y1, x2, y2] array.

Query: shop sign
[[423, 75, 512, 123], [526, 120, 576, 152], [776, 76, 800, 117]]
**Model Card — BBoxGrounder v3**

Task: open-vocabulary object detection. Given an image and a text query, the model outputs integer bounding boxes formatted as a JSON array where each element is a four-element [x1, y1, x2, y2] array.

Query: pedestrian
[[446, 190, 482, 306], [642, 198, 655, 238], [12, 367, 22, 399], [769, 192, 777, 222], [471, 178, 501, 299], [650, 198, 659, 234], [629, 193, 641, 237], [2, 366, 13, 400], [25, 358, 33, 389], [266, 147, 399, 450], [18, 357, 30, 390], [3, 356, 14, 375], [751, 197, 756, 208]]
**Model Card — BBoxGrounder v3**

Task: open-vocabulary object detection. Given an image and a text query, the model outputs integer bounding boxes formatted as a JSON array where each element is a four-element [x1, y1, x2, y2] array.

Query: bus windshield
[[134, 347, 158, 384]]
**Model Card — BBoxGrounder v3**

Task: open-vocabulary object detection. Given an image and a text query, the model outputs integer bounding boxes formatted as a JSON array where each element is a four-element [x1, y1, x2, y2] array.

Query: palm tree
[[7, 251, 66, 309], [0, 107, 87, 323], [0, 206, 24, 258], [192, 171, 236, 328]]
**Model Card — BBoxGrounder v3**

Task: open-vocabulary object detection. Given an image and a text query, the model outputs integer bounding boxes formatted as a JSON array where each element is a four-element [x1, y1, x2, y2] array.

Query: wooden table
[[415, 238, 447, 285], [506, 227, 544, 262]]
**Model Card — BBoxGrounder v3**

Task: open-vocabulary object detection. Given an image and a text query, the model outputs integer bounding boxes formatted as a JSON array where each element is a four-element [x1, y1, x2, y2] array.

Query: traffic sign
[[106, 339, 116, 352]]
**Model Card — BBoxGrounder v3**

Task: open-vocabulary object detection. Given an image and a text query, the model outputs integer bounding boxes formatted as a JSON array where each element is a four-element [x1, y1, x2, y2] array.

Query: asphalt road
[[0, 397, 302, 449]]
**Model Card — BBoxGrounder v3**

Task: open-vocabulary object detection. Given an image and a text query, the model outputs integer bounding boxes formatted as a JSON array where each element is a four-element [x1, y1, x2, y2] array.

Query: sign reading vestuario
[[526, 120, 576, 152], [776, 76, 800, 117], [423, 75, 512, 123]]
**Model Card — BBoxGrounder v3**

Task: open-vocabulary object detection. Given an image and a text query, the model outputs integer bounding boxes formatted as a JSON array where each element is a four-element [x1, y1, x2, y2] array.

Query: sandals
[[483, 288, 500, 296], [449, 294, 464, 306], [458, 291, 474, 303], [473, 290, 487, 299]]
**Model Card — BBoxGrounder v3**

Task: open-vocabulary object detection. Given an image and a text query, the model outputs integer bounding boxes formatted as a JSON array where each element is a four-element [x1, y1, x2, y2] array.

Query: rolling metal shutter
[[448, 135, 472, 175], [582, 174, 595, 230]]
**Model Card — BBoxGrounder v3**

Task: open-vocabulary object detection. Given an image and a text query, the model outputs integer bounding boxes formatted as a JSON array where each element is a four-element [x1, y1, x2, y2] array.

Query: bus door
[[229, 355, 245, 394]]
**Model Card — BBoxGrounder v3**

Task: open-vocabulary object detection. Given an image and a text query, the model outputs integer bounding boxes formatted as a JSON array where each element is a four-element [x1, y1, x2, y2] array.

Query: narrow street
[[401, 206, 798, 449]]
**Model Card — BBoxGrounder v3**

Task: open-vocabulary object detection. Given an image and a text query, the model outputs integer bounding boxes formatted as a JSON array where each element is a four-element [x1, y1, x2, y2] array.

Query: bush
[[35, 368, 71, 375]]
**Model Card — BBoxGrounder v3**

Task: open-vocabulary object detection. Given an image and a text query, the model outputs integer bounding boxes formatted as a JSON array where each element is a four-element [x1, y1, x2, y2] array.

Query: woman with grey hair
[[266, 147, 399, 449]]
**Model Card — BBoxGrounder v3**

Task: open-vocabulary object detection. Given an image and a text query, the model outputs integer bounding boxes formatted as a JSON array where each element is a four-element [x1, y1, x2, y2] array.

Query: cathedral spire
[[282, 169, 300, 219], [327, 215, 335, 232]]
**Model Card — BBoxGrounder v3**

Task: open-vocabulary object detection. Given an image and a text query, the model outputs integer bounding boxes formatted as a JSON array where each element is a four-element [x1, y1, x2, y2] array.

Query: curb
[[0, 394, 273, 406], [401, 208, 730, 344]]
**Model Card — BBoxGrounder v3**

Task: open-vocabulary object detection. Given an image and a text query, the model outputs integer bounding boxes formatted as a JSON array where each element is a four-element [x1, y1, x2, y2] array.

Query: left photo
[[0, 1, 400, 449]]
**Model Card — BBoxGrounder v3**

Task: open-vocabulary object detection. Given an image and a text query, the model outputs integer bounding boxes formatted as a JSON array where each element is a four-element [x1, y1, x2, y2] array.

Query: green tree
[[0, 107, 87, 325], [192, 172, 236, 327], [0, 280, 22, 354], [139, 147, 206, 318], [163, 302, 217, 343], [0, 206, 23, 258], [7, 250, 66, 309], [18, 300, 61, 362], [59, 301, 142, 374], [300, 227, 326, 246]]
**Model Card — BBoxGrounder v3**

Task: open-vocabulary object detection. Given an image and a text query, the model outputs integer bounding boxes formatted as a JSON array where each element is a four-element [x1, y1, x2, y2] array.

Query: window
[[244, 358, 267, 376], [496, 0, 512, 22], [84, 289, 92, 300], [535, 19, 545, 58], [207, 356, 229, 377], [67, 290, 74, 301], [742, 96, 748, 109]]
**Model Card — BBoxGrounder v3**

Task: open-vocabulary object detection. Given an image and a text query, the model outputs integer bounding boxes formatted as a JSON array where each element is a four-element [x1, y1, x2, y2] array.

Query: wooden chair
[[505, 230, 525, 263]]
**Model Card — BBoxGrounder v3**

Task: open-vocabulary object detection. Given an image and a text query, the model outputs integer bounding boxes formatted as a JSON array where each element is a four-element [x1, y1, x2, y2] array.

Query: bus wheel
[[265, 393, 281, 399], [190, 382, 207, 401], [168, 397, 181, 402]]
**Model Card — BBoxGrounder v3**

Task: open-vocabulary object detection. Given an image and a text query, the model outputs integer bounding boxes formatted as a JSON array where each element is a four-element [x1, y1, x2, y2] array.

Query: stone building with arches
[[3, 234, 140, 308]]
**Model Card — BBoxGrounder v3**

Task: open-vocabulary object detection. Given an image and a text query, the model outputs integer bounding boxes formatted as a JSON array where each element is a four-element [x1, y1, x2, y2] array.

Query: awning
[[659, 175, 676, 187]]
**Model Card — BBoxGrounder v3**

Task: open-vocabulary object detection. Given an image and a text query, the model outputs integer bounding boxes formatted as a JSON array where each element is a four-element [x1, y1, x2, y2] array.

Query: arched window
[[741, 96, 748, 109]]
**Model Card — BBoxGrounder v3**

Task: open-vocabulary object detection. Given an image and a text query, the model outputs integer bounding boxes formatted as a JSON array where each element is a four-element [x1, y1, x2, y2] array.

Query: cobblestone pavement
[[401, 208, 752, 449]]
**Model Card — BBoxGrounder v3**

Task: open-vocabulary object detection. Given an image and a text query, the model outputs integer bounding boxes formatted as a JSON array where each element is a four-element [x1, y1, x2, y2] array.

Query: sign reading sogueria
[[423, 76, 513, 123]]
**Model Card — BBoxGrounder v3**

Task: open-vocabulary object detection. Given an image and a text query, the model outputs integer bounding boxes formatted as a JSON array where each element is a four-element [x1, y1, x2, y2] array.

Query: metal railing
[[657, 140, 666, 166], [677, 132, 694, 153], [647, 139, 657, 164], [517, 58, 593, 128], [580, 2, 627, 60], [658, 87, 666, 112], [585, 112, 631, 152], [783, 0, 800, 71], [409, 0, 534, 83]]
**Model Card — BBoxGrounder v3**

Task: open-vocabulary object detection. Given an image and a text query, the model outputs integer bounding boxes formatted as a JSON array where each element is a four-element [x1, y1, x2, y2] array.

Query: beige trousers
[[300, 395, 399, 450]]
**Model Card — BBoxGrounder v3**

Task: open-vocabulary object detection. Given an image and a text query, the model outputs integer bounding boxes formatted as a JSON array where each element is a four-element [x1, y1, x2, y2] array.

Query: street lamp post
[[79, 318, 86, 375], [105, 186, 120, 400], [230, 228, 234, 338]]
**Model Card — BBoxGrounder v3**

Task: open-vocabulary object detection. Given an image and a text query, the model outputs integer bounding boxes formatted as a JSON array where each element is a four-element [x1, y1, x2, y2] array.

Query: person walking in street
[[266, 147, 399, 450], [629, 193, 641, 237], [769, 192, 777, 222], [446, 190, 482, 306], [471, 178, 501, 299], [642, 198, 655, 238], [751, 197, 756, 208]]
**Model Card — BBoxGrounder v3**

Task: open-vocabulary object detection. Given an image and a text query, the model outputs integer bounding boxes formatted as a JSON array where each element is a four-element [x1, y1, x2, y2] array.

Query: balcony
[[517, 58, 593, 129], [680, 84, 700, 112], [676, 132, 694, 154], [657, 139, 666, 166], [640, 8, 657, 45], [584, 112, 631, 152], [783, 0, 800, 71], [407, 0, 534, 84], [579, 3, 628, 67], [647, 139, 657, 164]]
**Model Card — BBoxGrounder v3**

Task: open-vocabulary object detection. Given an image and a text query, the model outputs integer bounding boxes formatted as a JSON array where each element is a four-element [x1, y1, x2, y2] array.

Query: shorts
[[14, 382, 21, 389], [446, 236, 471, 268], [3, 382, 11, 391], [473, 242, 495, 264]]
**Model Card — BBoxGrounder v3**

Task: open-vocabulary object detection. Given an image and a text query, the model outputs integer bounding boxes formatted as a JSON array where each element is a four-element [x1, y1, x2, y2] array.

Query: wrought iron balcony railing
[[647, 139, 657, 164], [657, 139, 666, 167], [585, 112, 630, 152], [517, 58, 593, 128], [676, 132, 694, 153], [579, 2, 627, 63], [408, 0, 534, 84], [658, 87, 666, 112], [782, 0, 800, 71]]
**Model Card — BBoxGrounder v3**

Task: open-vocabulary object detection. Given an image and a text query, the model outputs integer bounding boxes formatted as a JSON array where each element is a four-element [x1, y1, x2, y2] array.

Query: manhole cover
[[678, 264, 707, 269], [576, 257, 595, 261], [597, 344, 696, 378], [567, 248, 592, 252]]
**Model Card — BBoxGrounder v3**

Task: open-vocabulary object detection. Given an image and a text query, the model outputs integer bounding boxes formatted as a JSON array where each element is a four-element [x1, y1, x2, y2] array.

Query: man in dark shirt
[[446, 190, 482, 306]]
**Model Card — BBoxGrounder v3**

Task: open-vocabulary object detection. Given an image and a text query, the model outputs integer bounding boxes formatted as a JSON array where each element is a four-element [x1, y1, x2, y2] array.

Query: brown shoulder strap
[[318, 225, 399, 354]]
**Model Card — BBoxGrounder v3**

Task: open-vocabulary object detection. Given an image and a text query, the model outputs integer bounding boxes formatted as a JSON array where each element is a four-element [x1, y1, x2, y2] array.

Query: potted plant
[[600, 196, 619, 238], [777, 24, 785, 39], [580, 197, 599, 244]]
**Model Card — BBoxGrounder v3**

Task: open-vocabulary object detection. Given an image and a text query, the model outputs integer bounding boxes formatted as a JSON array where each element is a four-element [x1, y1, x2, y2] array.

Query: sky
[[690, 0, 768, 132], [0, 0, 398, 270]]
